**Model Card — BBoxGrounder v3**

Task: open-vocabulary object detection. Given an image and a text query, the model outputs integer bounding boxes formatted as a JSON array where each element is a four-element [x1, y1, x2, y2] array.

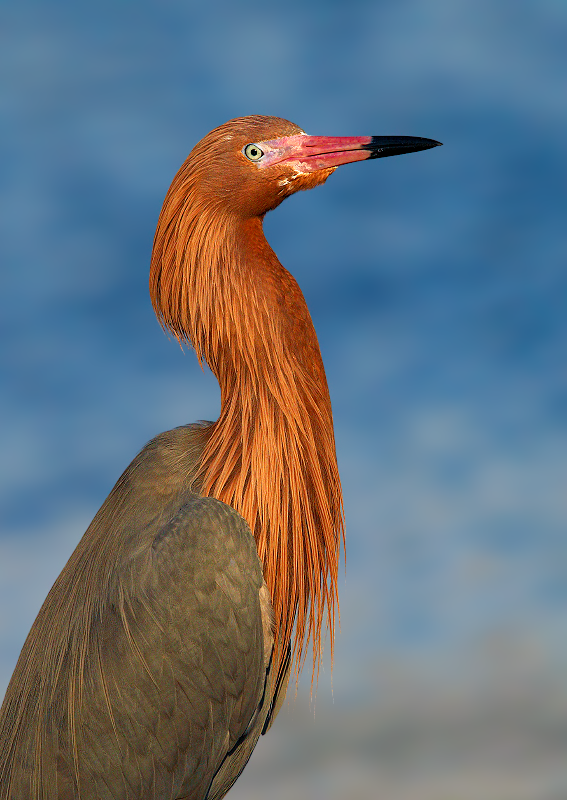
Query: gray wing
[[82, 495, 272, 800], [0, 495, 273, 800]]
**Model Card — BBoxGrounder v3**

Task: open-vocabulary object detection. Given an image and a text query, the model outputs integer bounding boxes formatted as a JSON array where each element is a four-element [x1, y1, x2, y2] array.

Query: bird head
[[183, 115, 441, 218]]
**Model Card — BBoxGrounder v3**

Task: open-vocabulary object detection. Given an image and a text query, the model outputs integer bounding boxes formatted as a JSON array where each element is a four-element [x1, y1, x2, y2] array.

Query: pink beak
[[255, 133, 441, 172]]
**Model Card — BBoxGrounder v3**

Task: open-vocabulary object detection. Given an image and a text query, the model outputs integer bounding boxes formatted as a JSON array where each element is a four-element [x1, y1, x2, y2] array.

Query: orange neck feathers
[[150, 152, 344, 681]]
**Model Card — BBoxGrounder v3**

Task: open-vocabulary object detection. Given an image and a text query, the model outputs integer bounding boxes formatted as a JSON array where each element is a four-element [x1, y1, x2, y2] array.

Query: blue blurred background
[[1, 1, 566, 797]]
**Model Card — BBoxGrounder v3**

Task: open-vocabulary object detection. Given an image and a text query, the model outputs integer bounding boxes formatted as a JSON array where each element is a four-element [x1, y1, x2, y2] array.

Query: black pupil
[[250, 148, 258, 157]]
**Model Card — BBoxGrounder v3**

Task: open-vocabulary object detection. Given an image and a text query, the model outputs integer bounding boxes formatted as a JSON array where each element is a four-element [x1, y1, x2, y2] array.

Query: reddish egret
[[0, 116, 440, 799]]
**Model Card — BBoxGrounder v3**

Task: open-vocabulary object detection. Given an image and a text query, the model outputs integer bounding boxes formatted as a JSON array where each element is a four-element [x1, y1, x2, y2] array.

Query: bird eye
[[243, 143, 264, 162]]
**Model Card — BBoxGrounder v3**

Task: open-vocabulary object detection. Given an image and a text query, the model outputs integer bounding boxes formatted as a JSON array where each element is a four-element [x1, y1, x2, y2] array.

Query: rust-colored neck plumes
[[150, 154, 344, 681]]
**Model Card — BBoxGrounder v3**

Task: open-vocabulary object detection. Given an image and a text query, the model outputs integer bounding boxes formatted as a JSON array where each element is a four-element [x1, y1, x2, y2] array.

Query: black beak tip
[[368, 136, 443, 159]]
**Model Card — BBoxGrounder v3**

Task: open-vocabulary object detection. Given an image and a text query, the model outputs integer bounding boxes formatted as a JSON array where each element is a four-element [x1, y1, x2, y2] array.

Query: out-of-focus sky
[[1, 1, 566, 797]]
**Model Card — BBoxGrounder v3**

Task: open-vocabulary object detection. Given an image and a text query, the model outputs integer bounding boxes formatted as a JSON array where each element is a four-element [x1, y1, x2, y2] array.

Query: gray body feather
[[0, 425, 283, 799]]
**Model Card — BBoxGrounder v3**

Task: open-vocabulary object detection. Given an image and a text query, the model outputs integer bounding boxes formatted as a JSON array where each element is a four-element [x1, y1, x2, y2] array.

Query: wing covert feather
[[0, 492, 272, 800], [81, 496, 269, 800]]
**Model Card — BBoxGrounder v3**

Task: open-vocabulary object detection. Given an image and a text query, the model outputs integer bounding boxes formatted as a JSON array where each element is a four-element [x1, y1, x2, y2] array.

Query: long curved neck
[[151, 205, 343, 680], [208, 217, 331, 438]]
